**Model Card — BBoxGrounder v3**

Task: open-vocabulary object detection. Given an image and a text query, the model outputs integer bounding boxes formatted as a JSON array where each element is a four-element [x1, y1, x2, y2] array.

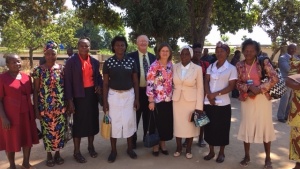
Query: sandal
[[264, 161, 273, 169], [46, 159, 55, 167], [173, 151, 181, 157], [88, 147, 98, 158], [186, 153, 193, 159], [54, 156, 64, 165], [203, 153, 215, 161], [73, 152, 87, 163], [240, 158, 251, 167]]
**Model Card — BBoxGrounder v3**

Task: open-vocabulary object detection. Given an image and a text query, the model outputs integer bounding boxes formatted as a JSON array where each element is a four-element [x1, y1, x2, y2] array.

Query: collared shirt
[[180, 62, 191, 79], [103, 55, 138, 90], [138, 51, 150, 87], [78, 55, 94, 87], [206, 60, 238, 106]]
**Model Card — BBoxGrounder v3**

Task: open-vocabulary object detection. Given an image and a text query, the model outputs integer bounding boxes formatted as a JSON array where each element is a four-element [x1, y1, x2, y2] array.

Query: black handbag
[[144, 110, 160, 148], [258, 56, 287, 99], [190, 111, 210, 127]]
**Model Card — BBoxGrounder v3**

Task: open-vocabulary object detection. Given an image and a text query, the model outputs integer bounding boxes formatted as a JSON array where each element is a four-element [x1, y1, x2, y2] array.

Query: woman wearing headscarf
[[203, 42, 237, 163], [102, 35, 139, 163], [147, 43, 173, 156], [0, 54, 39, 169], [236, 39, 278, 169], [172, 46, 204, 159], [32, 41, 66, 167], [64, 37, 102, 163]]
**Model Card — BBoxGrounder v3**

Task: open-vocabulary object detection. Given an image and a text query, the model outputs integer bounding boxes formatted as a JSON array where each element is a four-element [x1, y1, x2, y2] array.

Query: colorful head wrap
[[216, 41, 230, 55], [179, 45, 193, 57], [44, 40, 58, 53]]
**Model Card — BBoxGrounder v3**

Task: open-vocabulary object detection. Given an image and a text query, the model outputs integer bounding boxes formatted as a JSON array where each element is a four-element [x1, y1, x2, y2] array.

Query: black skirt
[[204, 104, 231, 146], [72, 87, 99, 137], [149, 101, 173, 141]]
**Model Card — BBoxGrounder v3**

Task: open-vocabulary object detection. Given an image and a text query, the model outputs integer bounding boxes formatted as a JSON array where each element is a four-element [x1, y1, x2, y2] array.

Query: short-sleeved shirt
[[206, 60, 238, 106], [103, 55, 138, 90]]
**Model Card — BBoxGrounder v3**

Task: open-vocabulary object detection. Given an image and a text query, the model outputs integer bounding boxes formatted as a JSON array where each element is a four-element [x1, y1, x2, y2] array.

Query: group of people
[[0, 34, 298, 169]]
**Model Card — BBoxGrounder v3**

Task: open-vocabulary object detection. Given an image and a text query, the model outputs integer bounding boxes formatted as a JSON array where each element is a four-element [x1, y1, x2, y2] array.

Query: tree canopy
[[258, 0, 300, 60], [0, 0, 66, 29]]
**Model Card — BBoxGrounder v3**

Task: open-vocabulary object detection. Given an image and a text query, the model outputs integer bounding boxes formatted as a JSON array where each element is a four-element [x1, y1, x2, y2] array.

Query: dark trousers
[[133, 87, 150, 142]]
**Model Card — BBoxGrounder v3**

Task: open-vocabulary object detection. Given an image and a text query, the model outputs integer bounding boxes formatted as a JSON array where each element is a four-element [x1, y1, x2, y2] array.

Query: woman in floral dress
[[146, 42, 173, 157], [32, 41, 66, 167]]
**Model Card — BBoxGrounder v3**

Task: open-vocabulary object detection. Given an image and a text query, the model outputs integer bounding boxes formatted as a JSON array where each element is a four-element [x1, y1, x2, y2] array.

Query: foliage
[[1, 12, 79, 67], [120, 0, 189, 46], [75, 21, 125, 50], [71, 0, 123, 29], [0, 0, 66, 29], [258, 0, 300, 60], [221, 35, 230, 43]]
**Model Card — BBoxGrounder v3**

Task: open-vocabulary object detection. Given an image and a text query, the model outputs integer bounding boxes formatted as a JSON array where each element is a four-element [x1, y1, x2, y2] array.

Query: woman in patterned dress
[[147, 43, 173, 156], [32, 41, 66, 167], [285, 57, 300, 169]]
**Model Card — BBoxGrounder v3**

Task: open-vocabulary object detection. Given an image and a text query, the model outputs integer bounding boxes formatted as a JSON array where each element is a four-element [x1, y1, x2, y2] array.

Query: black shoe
[[216, 154, 225, 163], [108, 152, 117, 163], [127, 150, 137, 159], [152, 151, 159, 157], [160, 148, 169, 155], [278, 119, 286, 123], [197, 139, 206, 147]]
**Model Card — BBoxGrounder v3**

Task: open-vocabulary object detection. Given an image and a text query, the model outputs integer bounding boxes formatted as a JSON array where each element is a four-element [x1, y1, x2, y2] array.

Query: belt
[[110, 88, 131, 93]]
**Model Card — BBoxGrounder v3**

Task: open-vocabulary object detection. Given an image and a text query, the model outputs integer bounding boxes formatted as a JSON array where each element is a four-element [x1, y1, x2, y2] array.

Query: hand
[[103, 101, 109, 112], [95, 86, 102, 95], [249, 85, 261, 95], [35, 112, 42, 120], [148, 102, 155, 111], [1, 117, 10, 130], [207, 93, 216, 101], [248, 91, 256, 97], [67, 101, 75, 114], [209, 99, 216, 105], [134, 99, 140, 111]]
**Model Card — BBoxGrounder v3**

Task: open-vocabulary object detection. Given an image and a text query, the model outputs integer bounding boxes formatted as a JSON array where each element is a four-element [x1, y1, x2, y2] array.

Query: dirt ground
[[0, 98, 296, 169]]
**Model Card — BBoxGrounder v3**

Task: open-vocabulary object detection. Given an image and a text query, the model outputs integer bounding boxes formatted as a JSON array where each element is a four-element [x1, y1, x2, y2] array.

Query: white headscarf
[[179, 45, 193, 57]]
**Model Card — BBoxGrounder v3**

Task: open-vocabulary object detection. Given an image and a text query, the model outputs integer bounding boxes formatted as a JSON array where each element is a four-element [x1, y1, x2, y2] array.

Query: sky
[[64, 0, 272, 46]]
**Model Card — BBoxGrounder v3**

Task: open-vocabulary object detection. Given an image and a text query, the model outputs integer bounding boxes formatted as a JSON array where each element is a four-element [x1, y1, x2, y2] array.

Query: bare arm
[[132, 72, 139, 110], [33, 78, 41, 120], [286, 78, 300, 90], [102, 74, 109, 113], [0, 97, 10, 129]]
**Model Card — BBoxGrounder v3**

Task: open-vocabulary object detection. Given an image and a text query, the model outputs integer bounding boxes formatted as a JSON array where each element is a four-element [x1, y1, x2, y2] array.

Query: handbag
[[258, 56, 287, 99], [64, 114, 73, 143], [144, 110, 160, 148], [190, 111, 210, 127], [101, 113, 111, 139]]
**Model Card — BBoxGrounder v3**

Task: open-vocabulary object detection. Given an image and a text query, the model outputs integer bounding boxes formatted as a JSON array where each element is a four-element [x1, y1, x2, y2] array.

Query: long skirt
[[204, 104, 231, 146], [73, 87, 99, 137], [290, 126, 300, 162], [237, 94, 276, 143], [108, 88, 136, 138], [150, 101, 173, 141]]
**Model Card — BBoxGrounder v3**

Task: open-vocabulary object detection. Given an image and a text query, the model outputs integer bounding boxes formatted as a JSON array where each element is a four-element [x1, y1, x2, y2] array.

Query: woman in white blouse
[[203, 42, 237, 163]]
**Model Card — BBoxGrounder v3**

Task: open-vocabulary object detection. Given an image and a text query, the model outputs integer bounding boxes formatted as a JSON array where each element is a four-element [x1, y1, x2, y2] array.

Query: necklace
[[246, 59, 256, 79]]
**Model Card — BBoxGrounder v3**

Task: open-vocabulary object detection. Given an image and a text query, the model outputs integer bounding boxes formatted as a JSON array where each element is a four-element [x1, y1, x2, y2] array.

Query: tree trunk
[[270, 47, 281, 61], [198, 0, 214, 46], [29, 48, 34, 68]]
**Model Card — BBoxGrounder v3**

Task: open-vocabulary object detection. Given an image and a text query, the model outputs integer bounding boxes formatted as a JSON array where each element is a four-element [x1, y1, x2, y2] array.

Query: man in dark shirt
[[127, 35, 156, 149], [200, 48, 213, 64]]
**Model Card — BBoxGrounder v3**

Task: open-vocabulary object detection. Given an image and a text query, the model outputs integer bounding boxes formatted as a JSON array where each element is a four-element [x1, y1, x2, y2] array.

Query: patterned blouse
[[146, 60, 173, 103], [288, 57, 300, 126], [236, 58, 278, 100]]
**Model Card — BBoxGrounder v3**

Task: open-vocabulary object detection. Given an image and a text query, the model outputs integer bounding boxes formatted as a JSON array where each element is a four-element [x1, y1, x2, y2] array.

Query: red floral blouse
[[236, 59, 279, 100]]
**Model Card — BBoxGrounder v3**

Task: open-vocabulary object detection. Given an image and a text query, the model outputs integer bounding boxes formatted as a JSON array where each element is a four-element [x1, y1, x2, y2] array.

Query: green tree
[[0, 0, 66, 29], [221, 35, 230, 43], [1, 12, 79, 68], [258, 0, 300, 60]]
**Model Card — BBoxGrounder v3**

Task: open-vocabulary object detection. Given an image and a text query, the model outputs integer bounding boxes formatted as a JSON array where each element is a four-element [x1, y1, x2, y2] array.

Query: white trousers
[[108, 88, 136, 138]]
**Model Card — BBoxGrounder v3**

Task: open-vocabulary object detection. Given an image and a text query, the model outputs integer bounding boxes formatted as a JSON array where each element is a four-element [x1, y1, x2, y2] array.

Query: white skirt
[[237, 94, 276, 143], [108, 88, 136, 138]]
